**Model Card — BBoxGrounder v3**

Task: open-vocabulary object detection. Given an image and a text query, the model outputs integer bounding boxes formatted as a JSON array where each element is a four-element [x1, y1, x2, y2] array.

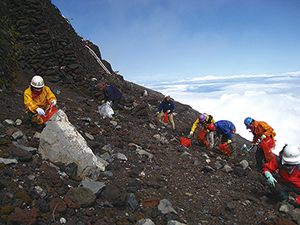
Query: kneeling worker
[[24, 75, 57, 127]]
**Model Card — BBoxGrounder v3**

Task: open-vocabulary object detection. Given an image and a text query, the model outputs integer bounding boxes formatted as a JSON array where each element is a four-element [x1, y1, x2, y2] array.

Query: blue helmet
[[244, 117, 253, 127]]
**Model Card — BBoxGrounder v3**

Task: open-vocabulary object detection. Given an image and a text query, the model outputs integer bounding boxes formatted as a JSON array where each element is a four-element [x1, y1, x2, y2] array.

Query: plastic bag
[[163, 112, 169, 123], [98, 102, 114, 119], [196, 129, 210, 148], [180, 137, 191, 148], [41, 103, 58, 124], [219, 142, 231, 157], [259, 136, 276, 162]]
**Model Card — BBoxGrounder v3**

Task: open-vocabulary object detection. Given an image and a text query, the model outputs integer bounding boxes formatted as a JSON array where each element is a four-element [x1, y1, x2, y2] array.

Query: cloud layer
[[146, 72, 300, 154]]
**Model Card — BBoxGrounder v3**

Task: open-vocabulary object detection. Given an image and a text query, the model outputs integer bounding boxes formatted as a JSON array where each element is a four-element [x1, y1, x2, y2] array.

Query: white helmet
[[282, 145, 300, 164], [31, 75, 44, 88]]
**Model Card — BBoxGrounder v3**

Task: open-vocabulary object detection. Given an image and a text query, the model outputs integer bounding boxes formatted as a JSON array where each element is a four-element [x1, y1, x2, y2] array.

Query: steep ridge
[[0, 0, 299, 224]]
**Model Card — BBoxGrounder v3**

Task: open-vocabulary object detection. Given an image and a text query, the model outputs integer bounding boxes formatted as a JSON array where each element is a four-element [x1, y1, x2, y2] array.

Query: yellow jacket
[[191, 113, 215, 132], [24, 86, 57, 113]]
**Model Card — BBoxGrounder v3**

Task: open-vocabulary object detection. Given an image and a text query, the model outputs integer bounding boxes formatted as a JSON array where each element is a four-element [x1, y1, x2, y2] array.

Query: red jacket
[[263, 156, 300, 188]]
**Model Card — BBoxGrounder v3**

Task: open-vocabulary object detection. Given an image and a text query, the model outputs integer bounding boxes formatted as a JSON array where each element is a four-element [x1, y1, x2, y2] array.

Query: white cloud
[[146, 72, 300, 155]]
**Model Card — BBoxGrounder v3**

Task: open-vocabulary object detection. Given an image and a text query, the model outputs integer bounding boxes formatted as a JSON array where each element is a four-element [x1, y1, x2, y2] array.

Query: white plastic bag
[[98, 103, 114, 119]]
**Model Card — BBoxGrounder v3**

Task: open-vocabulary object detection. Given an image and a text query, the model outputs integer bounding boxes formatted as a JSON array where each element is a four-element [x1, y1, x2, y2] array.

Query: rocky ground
[[0, 76, 299, 225]]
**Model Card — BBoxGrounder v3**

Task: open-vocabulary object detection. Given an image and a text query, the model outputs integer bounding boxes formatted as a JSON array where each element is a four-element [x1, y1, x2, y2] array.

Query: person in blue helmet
[[244, 117, 276, 170], [208, 120, 237, 157]]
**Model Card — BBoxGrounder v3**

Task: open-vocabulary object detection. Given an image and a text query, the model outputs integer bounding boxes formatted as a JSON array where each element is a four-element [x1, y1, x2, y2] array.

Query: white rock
[[158, 199, 177, 214], [39, 110, 104, 180], [0, 158, 18, 164], [60, 218, 67, 224]]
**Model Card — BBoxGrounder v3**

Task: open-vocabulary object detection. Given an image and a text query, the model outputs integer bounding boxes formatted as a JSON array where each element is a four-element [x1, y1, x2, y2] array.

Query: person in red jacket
[[244, 117, 276, 170], [262, 145, 300, 205]]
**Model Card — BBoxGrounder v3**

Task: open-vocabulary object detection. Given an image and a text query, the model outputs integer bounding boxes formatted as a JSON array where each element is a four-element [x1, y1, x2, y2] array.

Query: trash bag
[[180, 137, 191, 148], [98, 103, 114, 119], [163, 112, 169, 123], [219, 142, 231, 157], [259, 136, 276, 162], [41, 103, 58, 124], [196, 129, 210, 148]]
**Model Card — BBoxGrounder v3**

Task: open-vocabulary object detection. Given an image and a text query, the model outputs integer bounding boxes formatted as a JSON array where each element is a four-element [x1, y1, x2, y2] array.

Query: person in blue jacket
[[97, 82, 122, 111], [208, 120, 237, 157], [157, 95, 175, 129]]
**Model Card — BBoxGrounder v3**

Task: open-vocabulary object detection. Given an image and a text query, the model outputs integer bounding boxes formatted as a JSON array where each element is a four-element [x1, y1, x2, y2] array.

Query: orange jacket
[[24, 86, 57, 114], [252, 120, 276, 143]]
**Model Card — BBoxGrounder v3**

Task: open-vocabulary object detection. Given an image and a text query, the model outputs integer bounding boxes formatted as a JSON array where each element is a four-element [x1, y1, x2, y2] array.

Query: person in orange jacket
[[262, 145, 300, 205], [244, 117, 276, 170], [24, 75, 57, 126]]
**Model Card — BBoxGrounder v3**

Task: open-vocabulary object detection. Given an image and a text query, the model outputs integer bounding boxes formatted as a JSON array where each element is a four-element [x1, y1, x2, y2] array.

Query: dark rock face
[[0, 0, 297, 225]]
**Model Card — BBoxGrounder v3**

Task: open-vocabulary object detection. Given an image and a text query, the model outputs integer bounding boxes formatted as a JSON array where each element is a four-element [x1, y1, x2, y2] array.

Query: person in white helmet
[[262, 144, 300, 205], [24, 75, 57, 126]]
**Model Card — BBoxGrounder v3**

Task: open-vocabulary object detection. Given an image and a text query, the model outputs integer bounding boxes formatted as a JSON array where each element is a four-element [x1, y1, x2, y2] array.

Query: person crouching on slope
[[24, 75, 57, 127], [263, 144, 300, 205], [208, 120, 237, 157], [244, 117, 276, 171], [189, 113, 215, 148], [97, 81, 123, 114], [156, 95, 175, 129]]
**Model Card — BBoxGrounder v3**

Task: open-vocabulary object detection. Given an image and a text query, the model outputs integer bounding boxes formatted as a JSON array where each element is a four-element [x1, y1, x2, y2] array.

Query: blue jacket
[[214, 120, 236, 140], [158, 98, 174, 114], [104, 85, 122, 101]]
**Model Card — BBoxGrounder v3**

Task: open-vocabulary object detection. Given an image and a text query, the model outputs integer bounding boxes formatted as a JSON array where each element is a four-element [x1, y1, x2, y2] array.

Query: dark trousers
[[256, 147, 266, 170], [112, 97, 121, 110]]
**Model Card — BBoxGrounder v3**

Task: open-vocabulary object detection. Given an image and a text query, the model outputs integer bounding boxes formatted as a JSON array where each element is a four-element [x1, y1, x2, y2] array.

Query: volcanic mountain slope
[[0, 0, 299, 224]]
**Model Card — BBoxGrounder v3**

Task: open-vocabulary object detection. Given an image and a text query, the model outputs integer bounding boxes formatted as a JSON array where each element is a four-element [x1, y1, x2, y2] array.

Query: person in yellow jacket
[[189, 113, 216, 148], [24, 75, 57, 126]]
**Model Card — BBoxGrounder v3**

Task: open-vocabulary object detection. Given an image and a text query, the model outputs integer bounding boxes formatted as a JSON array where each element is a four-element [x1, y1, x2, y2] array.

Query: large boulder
[[38, 110, 105, 180]]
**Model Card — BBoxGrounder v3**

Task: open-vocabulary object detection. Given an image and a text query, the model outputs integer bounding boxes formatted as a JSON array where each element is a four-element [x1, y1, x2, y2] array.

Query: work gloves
[[36, 108, 45, 116], [227, 139, 232, 144], [261, 134, 266, 140], [51, 100, 56, 106], [189, 131, 193, 136], [264, 171, 277, 187], [167, 110, 171, 114], [156, 112, 160, 115]]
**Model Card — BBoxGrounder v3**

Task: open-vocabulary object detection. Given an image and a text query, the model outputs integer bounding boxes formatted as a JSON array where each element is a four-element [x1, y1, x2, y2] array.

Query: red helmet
[[208, 124, 215, 131]]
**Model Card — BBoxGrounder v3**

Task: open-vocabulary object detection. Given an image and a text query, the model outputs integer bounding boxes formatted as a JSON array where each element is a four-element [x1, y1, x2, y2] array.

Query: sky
[[51, 0, 300, 152], [51, 0, 300, 83]]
